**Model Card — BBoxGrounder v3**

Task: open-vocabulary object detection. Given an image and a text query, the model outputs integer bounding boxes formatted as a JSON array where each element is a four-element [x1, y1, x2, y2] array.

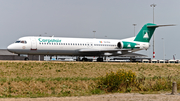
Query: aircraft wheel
[[24, 57, 29, 61], [82, 58, 88, 61], [97, 58, 103, 62]]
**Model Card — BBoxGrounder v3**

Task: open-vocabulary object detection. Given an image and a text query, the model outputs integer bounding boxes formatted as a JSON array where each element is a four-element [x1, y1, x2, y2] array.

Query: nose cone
[[7, 44, 15, 53]]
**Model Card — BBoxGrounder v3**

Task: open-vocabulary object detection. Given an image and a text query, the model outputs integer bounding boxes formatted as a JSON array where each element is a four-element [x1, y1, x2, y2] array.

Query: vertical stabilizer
[[134, 23, 157, 42]]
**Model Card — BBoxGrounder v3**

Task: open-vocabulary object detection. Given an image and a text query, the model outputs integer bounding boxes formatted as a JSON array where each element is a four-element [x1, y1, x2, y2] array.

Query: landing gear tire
[[24, 57, 29, 61], [97, 58, 103, 62], [82, 58, 88, 61]]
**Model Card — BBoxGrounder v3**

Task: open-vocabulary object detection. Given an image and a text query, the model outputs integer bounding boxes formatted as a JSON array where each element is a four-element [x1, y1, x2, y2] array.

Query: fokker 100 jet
[[7, 23, 174, 62]]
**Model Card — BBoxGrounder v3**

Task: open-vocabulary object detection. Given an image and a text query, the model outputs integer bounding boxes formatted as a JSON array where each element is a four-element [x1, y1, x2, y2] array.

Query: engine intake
[[117, 42, 122, 49]]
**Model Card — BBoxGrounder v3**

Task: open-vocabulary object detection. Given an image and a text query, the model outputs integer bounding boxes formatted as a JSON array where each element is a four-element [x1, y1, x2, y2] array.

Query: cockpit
[[15, 40, 27, 44]]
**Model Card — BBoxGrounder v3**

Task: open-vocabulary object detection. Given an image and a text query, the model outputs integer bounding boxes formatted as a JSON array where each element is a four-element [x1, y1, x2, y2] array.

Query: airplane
[[7, 23, 174, 62]]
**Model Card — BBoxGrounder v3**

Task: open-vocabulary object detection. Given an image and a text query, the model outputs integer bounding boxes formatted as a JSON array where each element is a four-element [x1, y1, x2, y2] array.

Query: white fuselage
[[7, 36, 149, 56]]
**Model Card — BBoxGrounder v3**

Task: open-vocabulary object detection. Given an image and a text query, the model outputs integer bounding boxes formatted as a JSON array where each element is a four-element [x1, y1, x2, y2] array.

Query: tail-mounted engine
[[117, 41, 137, 49], [117, 41, 149, 50]]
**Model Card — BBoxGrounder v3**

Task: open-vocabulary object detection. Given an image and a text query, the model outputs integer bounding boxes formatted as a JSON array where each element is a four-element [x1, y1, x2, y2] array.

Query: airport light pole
[[133, 24, 137, 36], [93, 31, 96, 38], [150, 3, 156, 59]]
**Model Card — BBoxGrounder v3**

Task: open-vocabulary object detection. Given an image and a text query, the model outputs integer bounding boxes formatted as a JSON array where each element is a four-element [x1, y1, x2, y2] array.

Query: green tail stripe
[[134, 23, 157, 42]]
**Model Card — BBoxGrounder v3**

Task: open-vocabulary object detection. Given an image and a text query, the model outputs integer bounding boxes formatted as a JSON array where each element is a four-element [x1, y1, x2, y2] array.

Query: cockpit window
[[15, 41, 21, 43], [15, 40, 27, 44], [21, 41, 26, 43]]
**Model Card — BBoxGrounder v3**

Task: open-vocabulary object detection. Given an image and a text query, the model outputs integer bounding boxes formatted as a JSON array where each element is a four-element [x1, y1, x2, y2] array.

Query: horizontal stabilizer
[[147, 24, 176, 28]]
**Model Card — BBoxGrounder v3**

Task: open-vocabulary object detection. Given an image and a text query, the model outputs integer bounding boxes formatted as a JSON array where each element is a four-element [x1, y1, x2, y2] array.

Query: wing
[[78, 48, 128, 53], [78, 48, 145, 57]]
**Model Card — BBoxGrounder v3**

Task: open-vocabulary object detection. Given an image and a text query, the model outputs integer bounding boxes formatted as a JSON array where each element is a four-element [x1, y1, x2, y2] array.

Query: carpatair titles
[[38, 38, 61, 43]]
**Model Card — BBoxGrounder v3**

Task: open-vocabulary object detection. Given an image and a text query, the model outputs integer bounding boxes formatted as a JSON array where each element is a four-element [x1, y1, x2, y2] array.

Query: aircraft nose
[[7, 44, 15, 52]]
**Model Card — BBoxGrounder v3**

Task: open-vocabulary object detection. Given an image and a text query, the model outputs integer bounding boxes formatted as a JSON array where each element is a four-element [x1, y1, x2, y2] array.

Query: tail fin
[[134, 23, 175, 42]]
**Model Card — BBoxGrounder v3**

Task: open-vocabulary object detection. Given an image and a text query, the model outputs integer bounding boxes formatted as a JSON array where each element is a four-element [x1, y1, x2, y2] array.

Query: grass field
[[0, 61, 180, 97]]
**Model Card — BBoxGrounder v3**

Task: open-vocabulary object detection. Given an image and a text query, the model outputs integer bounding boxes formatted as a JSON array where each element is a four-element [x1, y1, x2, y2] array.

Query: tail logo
[[143, 31, 149, 39]]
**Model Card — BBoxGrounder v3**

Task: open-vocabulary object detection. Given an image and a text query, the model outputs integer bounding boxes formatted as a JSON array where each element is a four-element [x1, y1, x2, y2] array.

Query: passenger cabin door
[[31, 38, 37, 50]]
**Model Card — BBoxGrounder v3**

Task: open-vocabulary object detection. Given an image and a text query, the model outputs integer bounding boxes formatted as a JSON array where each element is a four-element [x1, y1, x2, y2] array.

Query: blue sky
[[0, 0, 179, 59]]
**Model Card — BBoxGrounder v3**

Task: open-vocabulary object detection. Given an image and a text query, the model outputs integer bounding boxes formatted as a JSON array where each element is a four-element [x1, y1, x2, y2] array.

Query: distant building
[[0, 49, 44, 60]]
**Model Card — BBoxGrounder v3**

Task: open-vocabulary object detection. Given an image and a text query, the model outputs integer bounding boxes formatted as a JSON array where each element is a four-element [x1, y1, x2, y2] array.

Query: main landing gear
[[76, 56, 104, 62], [82, 58, 88, 61], [76, 56, 88, 61], [24, 57, 29, 61], [97, 58, 103, 62]]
